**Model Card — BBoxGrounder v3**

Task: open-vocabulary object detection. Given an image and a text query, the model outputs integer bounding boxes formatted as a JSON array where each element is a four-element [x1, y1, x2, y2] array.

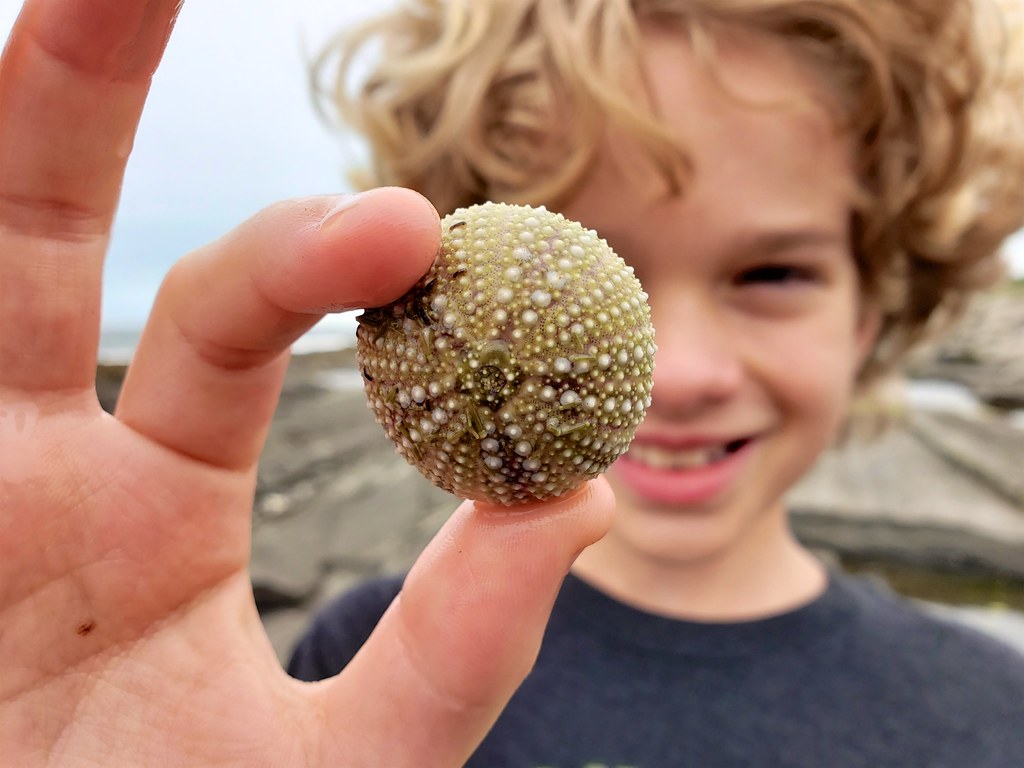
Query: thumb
[[312, 477, 615, 767]]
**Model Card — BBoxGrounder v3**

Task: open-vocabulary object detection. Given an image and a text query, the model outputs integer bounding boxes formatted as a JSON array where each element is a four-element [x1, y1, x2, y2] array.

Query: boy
[[290, 1, 1024, 765]]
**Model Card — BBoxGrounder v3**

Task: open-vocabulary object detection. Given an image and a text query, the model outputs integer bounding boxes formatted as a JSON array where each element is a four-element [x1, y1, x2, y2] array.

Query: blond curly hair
[[313, 0, 1024, 383]]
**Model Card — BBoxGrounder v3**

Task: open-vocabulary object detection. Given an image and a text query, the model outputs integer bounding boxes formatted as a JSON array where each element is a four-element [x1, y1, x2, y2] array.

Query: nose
[[648, 292, 743, 417]]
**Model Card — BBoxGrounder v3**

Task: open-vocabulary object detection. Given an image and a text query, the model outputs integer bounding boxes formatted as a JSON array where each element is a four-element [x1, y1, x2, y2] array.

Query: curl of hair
[[313, 0, 1024, 383]]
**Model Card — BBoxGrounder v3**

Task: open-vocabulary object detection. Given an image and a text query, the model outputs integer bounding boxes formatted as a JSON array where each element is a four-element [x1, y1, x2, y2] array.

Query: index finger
[[0, 0, 181, 392]]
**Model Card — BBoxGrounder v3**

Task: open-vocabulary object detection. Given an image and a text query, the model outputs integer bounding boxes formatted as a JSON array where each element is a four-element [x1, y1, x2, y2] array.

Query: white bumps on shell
[[356, 202, 656, 505]]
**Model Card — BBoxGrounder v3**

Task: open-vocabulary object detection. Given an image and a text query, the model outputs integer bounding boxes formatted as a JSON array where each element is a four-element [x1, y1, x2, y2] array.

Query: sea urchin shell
[[356, 202, 655, 505]]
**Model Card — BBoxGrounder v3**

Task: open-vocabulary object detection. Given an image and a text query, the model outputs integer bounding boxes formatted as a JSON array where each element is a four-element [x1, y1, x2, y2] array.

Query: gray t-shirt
[[288, 569, 1024, 767]]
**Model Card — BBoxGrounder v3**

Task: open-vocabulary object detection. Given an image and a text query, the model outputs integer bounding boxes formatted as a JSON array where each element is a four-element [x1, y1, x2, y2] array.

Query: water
[[311, 368, 364, 391], [904, 378, 1024, 429], [904, 379, 988, 415], [99, 312, 359, 365]]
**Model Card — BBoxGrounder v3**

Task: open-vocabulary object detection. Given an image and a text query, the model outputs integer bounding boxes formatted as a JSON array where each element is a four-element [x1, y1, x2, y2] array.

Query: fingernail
[[318, 194, 362, 230]]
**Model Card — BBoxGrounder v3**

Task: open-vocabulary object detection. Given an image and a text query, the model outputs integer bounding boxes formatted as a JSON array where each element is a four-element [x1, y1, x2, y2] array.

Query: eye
[[735, 264, 818, 286]]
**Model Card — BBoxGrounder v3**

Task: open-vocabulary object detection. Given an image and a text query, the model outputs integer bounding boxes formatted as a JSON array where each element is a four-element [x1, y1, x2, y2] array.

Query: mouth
[[626, 438, 751, 470]]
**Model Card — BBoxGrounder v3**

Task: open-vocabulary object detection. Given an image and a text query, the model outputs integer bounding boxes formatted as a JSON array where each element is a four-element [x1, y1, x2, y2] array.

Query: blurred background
[[3, 0, 1022, 661]]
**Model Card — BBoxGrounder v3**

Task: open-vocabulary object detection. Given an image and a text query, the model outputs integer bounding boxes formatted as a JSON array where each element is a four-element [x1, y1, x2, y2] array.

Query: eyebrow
[[593, 223, 848, 263], [733, 228, 848, 257]]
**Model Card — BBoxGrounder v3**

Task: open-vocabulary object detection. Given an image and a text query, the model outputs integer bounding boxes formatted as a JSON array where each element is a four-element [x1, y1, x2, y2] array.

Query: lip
[[611, 434, 756, 507]]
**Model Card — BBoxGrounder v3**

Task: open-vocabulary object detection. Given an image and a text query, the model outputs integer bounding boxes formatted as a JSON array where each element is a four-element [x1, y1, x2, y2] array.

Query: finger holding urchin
[[357, 202, 656, 505]]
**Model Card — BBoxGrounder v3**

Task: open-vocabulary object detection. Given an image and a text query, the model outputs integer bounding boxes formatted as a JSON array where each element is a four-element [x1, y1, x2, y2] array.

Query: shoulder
[[834, 574, 1024, 761], [286, 573, 405, 682], [838, 572, 1024, 699]]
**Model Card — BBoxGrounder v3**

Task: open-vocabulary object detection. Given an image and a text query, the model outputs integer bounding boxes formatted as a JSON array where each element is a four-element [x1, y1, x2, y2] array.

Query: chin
[[608, 488, 749, 564]]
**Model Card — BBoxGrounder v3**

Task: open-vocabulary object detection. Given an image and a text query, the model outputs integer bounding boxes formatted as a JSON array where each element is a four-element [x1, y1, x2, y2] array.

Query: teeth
[[629, 443, 729, 470]]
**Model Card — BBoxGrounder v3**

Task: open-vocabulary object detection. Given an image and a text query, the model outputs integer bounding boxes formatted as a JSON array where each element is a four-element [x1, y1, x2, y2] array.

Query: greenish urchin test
[[356, 202, 656, 505]]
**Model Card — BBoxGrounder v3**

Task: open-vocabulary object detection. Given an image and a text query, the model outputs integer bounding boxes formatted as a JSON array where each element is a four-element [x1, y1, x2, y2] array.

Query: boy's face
[[562, 27, 877, 575]]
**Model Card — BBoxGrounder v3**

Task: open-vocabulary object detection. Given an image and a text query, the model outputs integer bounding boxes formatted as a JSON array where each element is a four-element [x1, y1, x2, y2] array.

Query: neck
[[571, 506, 826, 622]]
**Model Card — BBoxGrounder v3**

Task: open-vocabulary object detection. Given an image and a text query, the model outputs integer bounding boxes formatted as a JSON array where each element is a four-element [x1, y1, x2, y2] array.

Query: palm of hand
[[4, 400, 313, 765]]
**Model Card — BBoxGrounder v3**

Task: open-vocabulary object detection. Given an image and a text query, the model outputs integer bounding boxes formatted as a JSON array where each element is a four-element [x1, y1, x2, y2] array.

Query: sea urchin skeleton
[[357, 202, 656, 505]]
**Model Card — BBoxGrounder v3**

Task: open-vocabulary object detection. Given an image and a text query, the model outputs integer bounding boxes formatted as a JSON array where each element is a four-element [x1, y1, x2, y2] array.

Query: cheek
[[747, 311, 861, 424]]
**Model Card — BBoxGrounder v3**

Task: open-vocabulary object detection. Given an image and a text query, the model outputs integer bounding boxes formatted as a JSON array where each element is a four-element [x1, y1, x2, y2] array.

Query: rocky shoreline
[[93, 290, 1024, 660], [906, 288, 1024, 409]]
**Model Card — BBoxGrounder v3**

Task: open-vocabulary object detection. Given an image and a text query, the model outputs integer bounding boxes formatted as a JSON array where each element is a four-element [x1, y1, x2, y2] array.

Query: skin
[[567, 27, 879, 620], [0, 2, 614, 766]]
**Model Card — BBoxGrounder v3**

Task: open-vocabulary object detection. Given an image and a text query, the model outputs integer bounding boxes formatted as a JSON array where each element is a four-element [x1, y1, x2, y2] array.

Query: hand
[[0, 2, 614, 766]]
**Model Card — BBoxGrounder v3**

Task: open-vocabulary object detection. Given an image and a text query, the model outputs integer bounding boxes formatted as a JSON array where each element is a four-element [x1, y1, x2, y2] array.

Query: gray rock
[[908, 290, 1024, 408], [251, 380, 454, 610], [93, 348, 1024, 661], [790, 423, 1024, 578], [908, 410, 1024, 507]]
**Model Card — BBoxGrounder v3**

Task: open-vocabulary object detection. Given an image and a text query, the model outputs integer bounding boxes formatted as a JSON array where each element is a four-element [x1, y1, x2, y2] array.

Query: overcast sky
[[1, 0, 1022, 340], [1, 0, 385, 338]]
